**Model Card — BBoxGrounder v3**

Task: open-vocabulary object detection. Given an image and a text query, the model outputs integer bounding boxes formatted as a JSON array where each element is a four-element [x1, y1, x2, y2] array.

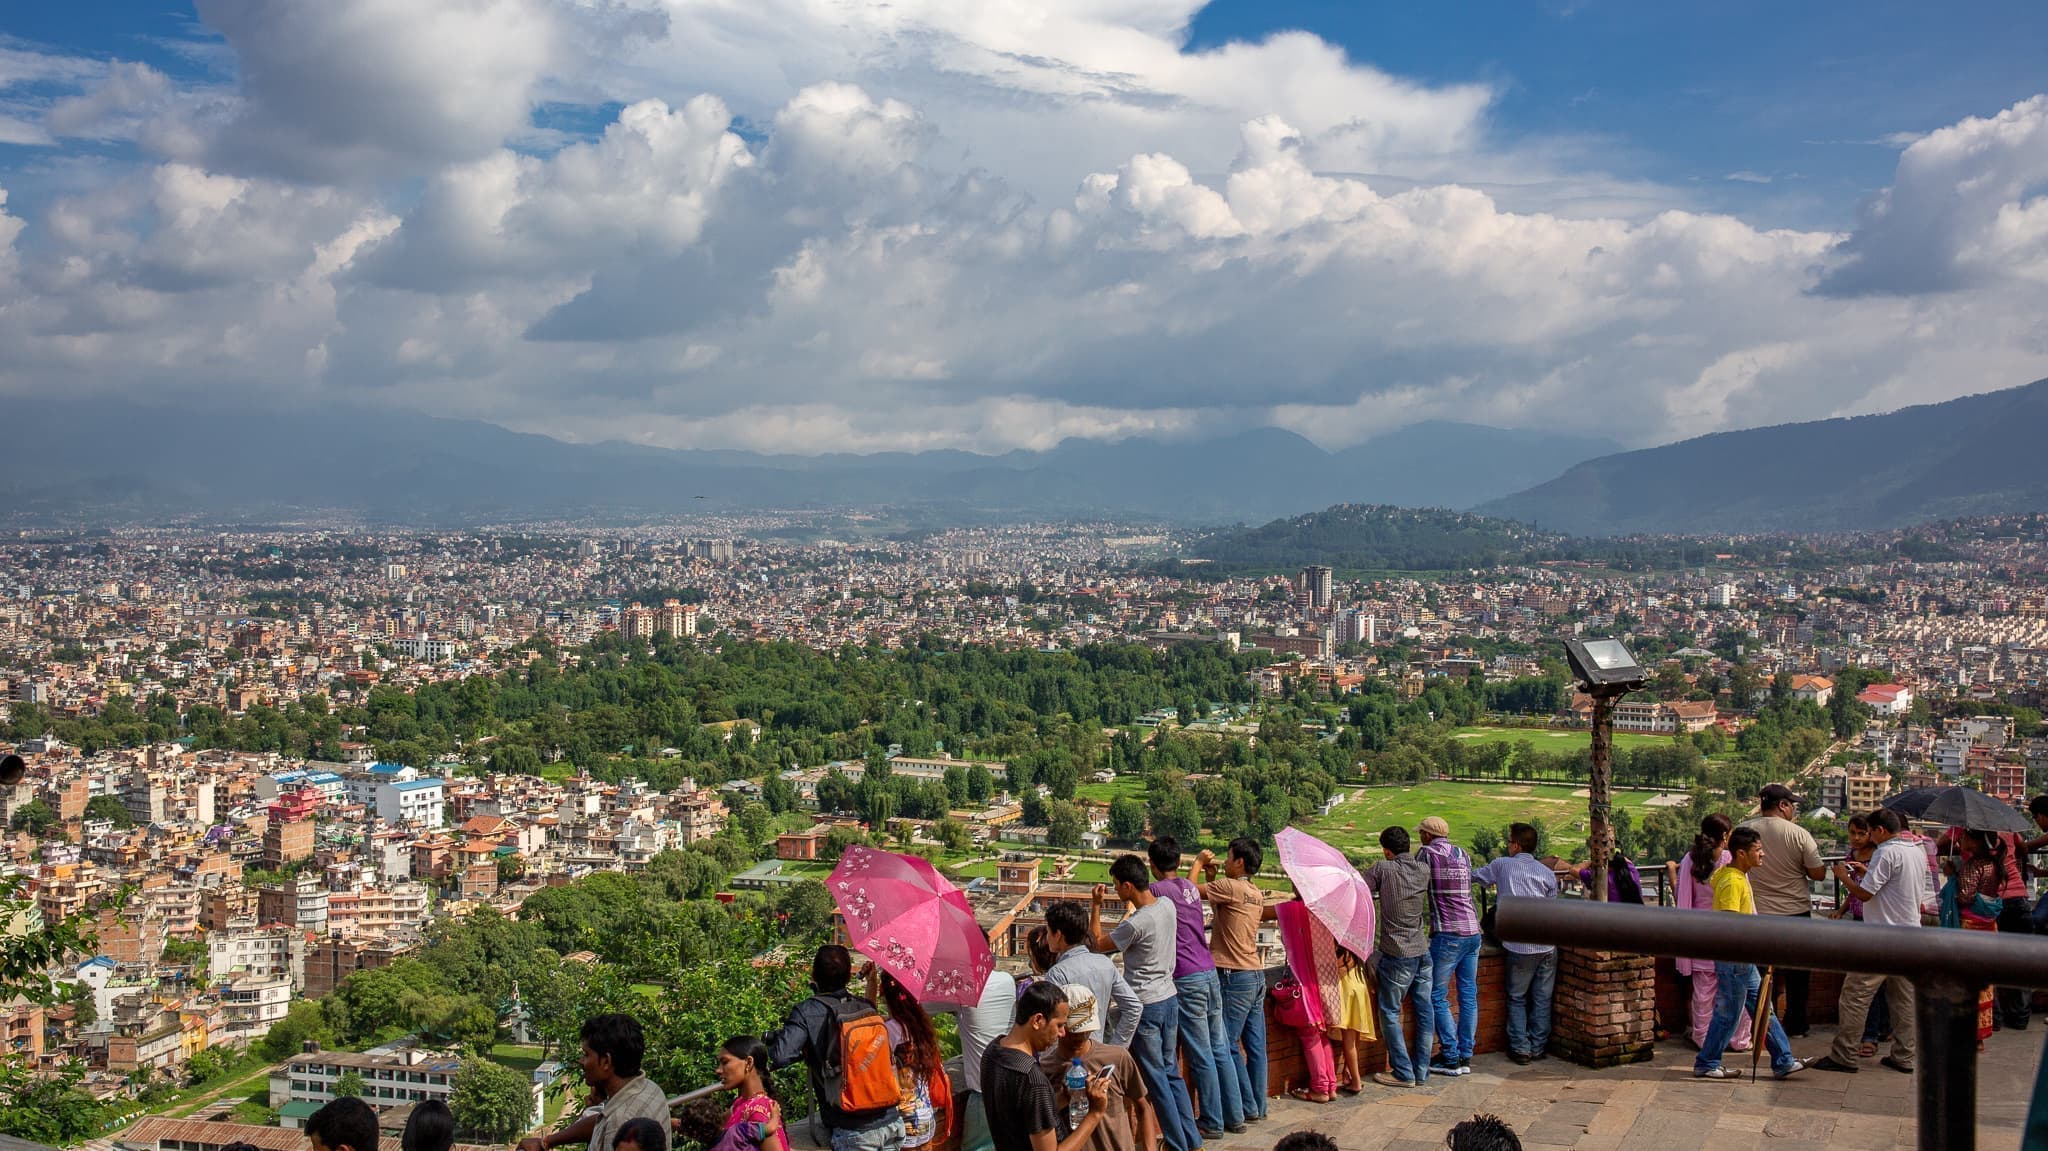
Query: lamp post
[[1564, 639, 1646, 903]]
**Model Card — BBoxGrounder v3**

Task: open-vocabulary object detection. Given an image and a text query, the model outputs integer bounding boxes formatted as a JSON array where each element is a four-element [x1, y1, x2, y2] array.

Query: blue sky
[[0, 1, 2044, 453], [1185, 0, 2048, 228]]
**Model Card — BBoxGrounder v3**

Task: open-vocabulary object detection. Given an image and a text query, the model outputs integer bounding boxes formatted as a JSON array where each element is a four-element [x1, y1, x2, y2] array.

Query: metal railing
[[1496, 896, 2048, 1151]]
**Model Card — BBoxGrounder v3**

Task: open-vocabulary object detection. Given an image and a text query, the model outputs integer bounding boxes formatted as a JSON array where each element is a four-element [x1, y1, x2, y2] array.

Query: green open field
[[951, 857, 1114, 885], [1297, 781, 1671, 860], [490, 1043, 547, 1074], [1073, 777, 1147, 803], [951, 850, 1294, 892], [1448, 725, 1690, 755]]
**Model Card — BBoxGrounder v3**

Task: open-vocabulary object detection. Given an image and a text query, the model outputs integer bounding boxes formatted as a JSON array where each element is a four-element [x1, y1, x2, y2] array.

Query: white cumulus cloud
[[0, 3, 2041, 456]]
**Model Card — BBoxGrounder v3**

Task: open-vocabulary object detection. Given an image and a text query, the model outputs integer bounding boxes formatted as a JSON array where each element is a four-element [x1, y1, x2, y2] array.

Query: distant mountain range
[[0, 398, 1618, 527], [12, 378, 2046, 532], [1481, 378, 2048, 535]]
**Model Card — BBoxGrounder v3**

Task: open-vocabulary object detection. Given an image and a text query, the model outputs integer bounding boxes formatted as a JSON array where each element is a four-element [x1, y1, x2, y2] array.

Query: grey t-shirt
[[1109, 897, 1178, 1004], [1362, 854, 1432, 959]]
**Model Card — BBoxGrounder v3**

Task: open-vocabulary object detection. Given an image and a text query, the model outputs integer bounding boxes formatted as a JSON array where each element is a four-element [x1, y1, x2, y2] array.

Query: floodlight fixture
[[1564, 638, 1646, 693], [0, 755, 21, 786]]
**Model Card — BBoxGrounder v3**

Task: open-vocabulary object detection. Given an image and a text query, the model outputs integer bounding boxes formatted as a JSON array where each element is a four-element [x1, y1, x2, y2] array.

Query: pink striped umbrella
[[1275, 826, 1377, 959], [828, 845, 995, 1002]]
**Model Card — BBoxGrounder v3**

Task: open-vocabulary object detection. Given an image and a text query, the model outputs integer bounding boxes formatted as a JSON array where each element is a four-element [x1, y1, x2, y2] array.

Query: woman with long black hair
[[1674, 813, 1749, 1051], [875, 969, 952, 1151], [711, 1036, 786, 1151]]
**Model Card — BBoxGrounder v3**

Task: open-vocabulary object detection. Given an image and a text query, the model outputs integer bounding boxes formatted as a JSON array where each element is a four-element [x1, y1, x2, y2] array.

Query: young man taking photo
[[1811, 808, 1922, 1075], [985, 981, 1111, 1151], [1193, 839, 1276, 1121], [764, 945, 907, 1151], [1087, 855, 1201, 1151]]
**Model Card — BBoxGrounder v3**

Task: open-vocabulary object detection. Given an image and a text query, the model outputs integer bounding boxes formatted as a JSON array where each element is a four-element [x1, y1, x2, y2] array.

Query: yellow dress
[[1336, 962, 1378, 1038]]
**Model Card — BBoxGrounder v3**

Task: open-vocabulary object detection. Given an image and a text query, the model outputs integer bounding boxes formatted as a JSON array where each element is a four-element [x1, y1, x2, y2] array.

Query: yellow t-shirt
[[1710, 865, 1754, 915]]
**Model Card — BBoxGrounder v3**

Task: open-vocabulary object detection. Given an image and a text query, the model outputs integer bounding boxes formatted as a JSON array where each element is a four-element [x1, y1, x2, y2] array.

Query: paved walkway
[[1214, 1023, 2042, 1150]]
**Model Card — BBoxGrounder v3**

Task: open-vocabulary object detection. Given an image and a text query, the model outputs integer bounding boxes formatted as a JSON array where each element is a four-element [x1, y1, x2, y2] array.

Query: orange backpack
[[823, 997, 897, 1114]]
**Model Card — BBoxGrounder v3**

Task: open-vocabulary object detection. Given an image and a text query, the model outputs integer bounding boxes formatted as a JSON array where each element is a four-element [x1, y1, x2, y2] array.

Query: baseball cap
[[1758, 784, 1803, 810], [1418, 816, 1451, 839], [1061, 984, 1099, 1033]]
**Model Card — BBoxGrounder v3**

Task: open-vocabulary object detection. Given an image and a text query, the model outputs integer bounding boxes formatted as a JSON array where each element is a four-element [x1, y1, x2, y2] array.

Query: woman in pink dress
[[1275, 899, 1340, 1103], [714, 1036, 788, 1151], [1675, 814, 1750, 1050]]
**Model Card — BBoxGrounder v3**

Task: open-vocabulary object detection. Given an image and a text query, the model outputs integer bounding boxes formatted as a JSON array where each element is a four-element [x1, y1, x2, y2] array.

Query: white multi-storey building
[[376, 778, 445, 828]]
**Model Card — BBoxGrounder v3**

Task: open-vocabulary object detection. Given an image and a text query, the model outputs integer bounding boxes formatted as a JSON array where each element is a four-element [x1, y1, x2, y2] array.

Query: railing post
[[1917, 973, 1981, 1151]]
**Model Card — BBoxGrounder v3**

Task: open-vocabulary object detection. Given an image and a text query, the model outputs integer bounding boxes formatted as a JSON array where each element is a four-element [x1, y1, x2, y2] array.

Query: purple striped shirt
[[1419, 837, 1481, 937]]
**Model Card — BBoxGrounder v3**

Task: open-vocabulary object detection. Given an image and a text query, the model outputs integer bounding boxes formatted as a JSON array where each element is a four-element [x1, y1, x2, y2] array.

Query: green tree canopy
[[8, 801, 57, 838], [84, 795, 132, 829], [450, 1058, 533, 1139]]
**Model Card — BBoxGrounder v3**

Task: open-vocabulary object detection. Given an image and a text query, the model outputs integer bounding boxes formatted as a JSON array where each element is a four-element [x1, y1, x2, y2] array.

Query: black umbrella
[[1879, 786, 1949, 819], [1882, 785, 2033, 834]]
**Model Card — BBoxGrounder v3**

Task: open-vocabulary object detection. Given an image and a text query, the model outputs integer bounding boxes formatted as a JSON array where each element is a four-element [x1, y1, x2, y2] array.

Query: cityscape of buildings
[[0, 518, 2045, 1136]]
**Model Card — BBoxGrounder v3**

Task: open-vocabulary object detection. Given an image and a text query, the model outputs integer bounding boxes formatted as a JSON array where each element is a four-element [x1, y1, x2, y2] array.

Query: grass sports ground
[[1447, 725, 1698, 755], [1297, 780, 1673, 859]]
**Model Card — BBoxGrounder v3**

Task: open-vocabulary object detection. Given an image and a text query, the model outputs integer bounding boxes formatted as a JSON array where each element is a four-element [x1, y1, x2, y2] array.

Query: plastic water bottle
[[1065, 1058, 1091, 1129]]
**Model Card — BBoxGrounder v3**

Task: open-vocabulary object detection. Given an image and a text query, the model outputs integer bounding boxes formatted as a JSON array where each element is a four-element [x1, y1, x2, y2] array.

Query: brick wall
[[1257, 950, 1514, 1096], [1550, 947, 1655, 1067], [1215, 949, 1848, 1101]]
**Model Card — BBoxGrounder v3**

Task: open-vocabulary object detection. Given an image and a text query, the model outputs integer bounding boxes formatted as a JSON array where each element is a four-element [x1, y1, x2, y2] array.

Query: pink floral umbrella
[[828, 845, 995, 1003], [1275, 826, 1377, 959]]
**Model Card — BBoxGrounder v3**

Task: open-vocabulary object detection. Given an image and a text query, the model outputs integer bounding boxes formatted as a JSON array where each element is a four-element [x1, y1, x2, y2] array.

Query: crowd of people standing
[[463, 791, 2048, 1151]]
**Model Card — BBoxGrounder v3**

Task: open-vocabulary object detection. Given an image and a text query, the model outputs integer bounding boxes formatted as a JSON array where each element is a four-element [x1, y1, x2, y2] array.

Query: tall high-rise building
[[1340, 611, 1376, 646], [659, 599, 699, 637], [1301, 565, 1333, 609]]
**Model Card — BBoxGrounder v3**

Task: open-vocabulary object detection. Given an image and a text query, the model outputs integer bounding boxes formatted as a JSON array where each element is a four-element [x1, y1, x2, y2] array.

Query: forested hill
[[1189, 505, 1563, 572]]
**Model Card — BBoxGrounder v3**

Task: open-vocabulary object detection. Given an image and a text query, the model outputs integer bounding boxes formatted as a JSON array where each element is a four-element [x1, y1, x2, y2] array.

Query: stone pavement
[[1209, 1023, 2043, 1150]]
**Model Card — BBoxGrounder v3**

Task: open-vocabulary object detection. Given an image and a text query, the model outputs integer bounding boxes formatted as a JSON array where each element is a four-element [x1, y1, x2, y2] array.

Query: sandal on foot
[[1288, 1088, 1332, 1104]]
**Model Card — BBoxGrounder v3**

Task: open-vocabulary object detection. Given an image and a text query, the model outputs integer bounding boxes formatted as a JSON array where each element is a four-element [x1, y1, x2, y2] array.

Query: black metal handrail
[[1496, 896, 2048, 1151]]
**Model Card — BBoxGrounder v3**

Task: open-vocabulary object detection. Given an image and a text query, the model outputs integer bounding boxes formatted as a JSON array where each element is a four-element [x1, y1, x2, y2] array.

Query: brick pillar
[[1551, 947, 1656, 1067]]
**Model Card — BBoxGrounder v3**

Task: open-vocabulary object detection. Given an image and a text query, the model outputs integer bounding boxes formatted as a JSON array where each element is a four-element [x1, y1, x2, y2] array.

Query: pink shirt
[[1674, 850, 1729, 976]]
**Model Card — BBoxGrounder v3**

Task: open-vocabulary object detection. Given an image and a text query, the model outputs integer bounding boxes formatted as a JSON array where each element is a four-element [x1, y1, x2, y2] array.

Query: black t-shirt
[[982, 1043, 1058, 1151]]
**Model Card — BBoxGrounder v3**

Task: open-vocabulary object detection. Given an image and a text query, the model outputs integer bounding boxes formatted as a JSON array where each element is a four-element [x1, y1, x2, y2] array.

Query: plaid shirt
[[1419, 837, 1481, 936]]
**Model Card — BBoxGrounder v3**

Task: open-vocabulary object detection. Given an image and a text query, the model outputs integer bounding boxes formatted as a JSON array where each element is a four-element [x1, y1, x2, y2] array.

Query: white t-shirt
[[1110, 898, 1178, 1005], [1861, 837, 1930, 928], [952, 969, 1016, 1093]]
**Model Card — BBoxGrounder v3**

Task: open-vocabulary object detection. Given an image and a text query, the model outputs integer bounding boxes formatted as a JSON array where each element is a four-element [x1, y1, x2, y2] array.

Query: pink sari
[[726, 1094, 789, 1151], [1277, 900, 1339, 1094]]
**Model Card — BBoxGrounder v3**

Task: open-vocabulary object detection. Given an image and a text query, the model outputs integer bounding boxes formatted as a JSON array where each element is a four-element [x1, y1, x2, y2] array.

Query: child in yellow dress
[[1331, 948, 1378, 1095]]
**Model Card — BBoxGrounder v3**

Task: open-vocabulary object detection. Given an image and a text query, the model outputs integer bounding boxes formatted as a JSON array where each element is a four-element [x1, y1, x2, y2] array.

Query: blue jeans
[[1696, 962, 1795, 1075], [1504, 949, 1557, 1057], [1429, 932, 1482, 1064], [1132, 996, 1202, 1151], [2033, 894, 2048, 933], [1374, 953, 1436, 1084], [1218, 968, 1268, 1119], [828, 1116, 907, 1151], [1174, 970, 1242, 1132]]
